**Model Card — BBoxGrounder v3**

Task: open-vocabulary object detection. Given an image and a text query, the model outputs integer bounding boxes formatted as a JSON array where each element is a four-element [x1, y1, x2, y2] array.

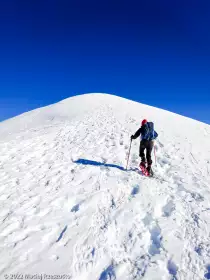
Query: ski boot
[[146, 165, 154, 177], [139, 162, 149, 176]]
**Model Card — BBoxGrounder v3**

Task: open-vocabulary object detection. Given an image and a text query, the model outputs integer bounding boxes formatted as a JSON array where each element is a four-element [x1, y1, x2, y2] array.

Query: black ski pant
[[139, 139, 154, 166]]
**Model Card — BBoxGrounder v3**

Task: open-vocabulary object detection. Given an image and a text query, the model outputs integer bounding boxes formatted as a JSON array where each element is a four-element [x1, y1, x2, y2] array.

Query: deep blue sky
[[0, 0, 210, 123]]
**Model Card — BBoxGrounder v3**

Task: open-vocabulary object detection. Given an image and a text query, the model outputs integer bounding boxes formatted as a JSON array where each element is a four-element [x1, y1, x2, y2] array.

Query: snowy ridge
[[0, 93, 210, 280]]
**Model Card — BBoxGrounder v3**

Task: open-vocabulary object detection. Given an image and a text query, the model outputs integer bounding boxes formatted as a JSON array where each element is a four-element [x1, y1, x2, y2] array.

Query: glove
[[131, 135, 134, 140]]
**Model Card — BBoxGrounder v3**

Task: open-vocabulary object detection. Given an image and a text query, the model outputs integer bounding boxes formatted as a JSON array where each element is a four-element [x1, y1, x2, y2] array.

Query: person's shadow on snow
[[73, 158, 138, 172]]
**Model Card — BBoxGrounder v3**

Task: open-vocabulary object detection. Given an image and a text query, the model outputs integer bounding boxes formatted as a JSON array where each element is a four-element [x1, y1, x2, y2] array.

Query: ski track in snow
[[0, 94, 210, 280]]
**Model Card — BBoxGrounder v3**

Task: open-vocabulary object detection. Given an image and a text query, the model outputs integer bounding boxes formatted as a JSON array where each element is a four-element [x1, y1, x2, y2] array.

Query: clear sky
[[0, 0, 210, 124]]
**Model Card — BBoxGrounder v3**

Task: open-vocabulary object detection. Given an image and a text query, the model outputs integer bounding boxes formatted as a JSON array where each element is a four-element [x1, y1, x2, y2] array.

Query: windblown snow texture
[[0, 93, 210, 280]]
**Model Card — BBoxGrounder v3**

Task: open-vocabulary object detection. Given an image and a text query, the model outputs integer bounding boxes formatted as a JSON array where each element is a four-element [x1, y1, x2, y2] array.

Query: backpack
[[141, 122, 158, 141]]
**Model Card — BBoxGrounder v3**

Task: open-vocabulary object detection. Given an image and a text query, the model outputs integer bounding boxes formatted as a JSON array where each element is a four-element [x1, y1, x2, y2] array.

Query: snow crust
[[0, 93, 210, 280]]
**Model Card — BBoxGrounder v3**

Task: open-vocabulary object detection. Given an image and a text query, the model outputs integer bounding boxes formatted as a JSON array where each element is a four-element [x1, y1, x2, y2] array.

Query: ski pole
[[154, 144, 157, 166], [126, 139, 132, 170]]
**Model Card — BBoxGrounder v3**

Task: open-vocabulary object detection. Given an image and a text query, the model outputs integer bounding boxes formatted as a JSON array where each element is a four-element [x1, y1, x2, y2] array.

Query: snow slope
[[0, 93, 210, 280]]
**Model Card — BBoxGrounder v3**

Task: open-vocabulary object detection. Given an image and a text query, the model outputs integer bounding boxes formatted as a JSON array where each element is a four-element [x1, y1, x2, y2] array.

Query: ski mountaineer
[[131, 119, 158, 176]]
